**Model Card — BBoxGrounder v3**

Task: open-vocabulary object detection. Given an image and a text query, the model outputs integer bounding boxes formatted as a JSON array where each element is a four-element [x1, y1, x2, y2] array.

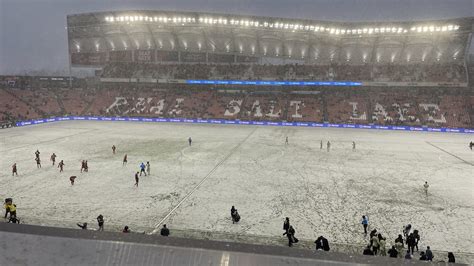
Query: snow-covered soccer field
[[0, 121, 472, 253]]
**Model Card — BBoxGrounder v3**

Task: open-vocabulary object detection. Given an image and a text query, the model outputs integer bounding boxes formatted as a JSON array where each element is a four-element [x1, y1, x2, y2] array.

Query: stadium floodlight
[[454, 25, 459, 30], [417, 26, 422, 32], [422, 26, 428, 32], [139, 16, 143, 21], [411, 27, 415, 31], [125, 16, 129, 21], [397, 28, 402, 33], [362, 28, 368, 33], [447, 25, 453, 31], [441, 26, 447, 31], [429, 25, 434, 32], [105, 17, 109, 21]]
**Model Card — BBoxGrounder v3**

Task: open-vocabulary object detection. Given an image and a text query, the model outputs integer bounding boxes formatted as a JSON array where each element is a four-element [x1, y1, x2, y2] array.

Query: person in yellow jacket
[[4, 202, 16, 219]]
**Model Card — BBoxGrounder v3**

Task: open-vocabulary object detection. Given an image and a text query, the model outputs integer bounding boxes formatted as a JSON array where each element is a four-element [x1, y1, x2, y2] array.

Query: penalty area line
[[425, 141, 473, 166], [150, 127, 258, 234]]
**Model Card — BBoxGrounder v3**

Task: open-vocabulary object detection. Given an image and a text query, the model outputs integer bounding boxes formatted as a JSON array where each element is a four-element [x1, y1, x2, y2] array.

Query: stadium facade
[[67, 11, 472, 67]]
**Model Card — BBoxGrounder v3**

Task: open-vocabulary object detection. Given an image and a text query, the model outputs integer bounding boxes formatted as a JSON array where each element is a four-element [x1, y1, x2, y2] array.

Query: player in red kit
[[134, 172, 139, 187], [58, 160, 65, 172], [12, 163, 18, 176], [50, 153, 57, 166]]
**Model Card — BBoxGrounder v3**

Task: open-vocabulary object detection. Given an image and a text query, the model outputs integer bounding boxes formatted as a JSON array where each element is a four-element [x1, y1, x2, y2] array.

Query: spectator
[[122, 226, 130, 233], [406, 233, 416, 254], [371, 233, 380, 255], [419, 251, 427, 261], [77, 222, 87, 230], [283, 225, 298, 247], [361, 215, 368, 235], [314, 236, 330, 251], [387, 246, 398, 258], [97, 214, 104, 231], [425, 246, 434, 261], [160, 224, 170, 236], [378, 236, 387, 256], [283, 217, 290, 234], [404, 250, 412, 259], [413, 229, 420, 252], [363, 245, 374, 255], [448, 252, 455, 263]]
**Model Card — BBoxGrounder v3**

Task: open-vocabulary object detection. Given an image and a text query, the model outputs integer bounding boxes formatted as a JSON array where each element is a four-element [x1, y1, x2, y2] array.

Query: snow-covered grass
[[0, 121, 472, 255]]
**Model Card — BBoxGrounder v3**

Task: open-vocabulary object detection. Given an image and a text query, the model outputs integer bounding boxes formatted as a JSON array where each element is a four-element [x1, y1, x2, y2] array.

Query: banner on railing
[[14, 116, 474, 134]]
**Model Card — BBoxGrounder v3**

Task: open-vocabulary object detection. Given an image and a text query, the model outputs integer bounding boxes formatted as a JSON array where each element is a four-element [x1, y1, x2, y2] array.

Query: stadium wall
[[14, 116, 474, 134]]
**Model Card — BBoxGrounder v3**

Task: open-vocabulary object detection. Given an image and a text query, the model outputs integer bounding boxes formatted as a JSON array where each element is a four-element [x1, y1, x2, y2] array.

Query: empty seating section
[[0, 86, 471, 128]]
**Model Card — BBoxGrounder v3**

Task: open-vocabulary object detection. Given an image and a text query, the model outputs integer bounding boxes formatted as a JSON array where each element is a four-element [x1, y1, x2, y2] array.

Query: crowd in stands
[[0, 85, 472, 128], [101, 62, 467, 83]]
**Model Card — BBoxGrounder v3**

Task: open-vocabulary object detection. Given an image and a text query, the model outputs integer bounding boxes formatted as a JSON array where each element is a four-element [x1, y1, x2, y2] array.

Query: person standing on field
[[423, 181, 429, 196], [12, 163, 18, 176]]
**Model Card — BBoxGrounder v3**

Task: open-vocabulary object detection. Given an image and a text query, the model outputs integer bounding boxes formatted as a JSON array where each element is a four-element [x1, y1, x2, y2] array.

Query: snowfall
[[0, 121, 472, 257]]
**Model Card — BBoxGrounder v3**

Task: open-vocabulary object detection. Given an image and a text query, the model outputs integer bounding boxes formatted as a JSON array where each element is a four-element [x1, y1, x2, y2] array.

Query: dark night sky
[[0, 0, 472, 74]]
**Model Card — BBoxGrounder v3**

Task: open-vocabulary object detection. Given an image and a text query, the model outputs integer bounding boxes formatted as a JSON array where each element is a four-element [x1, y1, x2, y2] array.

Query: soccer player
[[188, 137, 192, 146], [35, 157, 41, 168], [70, 176, 77, 185], [134, 172, 139, 187], [58, 160, 65, 172], [327, 141, 331, 152], [423, 181, 429, 196], [352, 141, 356, 150], [112, 145, 116, 154], [140, 162, 147, 176], [123, 154, 128, 166], [12, 163, 18, 176], [285, 136, 289, 145], [50, 153, 57, 166], [146, 161, 151, 176]]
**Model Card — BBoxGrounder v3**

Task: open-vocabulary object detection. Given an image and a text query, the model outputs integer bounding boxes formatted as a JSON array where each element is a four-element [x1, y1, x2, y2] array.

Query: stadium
[[0, 7, 473, 266]]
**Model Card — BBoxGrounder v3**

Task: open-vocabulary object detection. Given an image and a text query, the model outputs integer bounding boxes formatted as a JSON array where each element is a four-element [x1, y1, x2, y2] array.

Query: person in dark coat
[[231, 206, 236, 216], [413, 229, 420, 251], [8, 214, 20, 224], [363, 245, 374, 255], [283, 225, 297, 247], [403, 224, 412, 238], [425, 246, 434, 261], [123, 226, 130, 233], [448, 252, 455, 263], [77, 222, 87, 230], [369, 229, 377, 239], [315, 236, 330, 251], [283, 217, 290, 234], [231, 208, 240, 224], [406, 233, 416, 254], [388, 246, 398, 258], [160, 224, 169, 236], [419, 251, 427, 261], [97, 214, 104, 231]]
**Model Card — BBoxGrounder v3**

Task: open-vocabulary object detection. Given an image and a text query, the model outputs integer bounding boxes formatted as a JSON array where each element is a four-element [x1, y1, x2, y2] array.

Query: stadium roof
[[67, 11, 473, 65]]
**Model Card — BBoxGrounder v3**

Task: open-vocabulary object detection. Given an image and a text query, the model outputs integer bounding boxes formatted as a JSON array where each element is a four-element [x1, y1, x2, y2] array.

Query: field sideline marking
[[425, 141, 473, 166], [150, 127, 258, 234]]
